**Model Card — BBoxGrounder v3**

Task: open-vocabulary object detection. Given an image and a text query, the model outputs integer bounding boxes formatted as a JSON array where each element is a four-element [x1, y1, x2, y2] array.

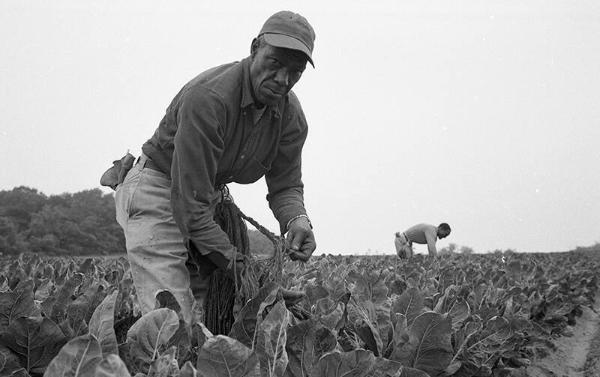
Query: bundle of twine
[[196, 186, 287, 335]]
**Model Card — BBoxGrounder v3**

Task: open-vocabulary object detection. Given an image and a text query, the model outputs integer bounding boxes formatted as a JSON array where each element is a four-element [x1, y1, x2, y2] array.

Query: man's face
[[438, 229, 451, 239], [250, 43, 307, 107]]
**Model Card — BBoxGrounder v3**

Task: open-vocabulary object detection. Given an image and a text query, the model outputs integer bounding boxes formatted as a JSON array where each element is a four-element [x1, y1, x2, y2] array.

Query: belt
[[138, 154, 164, 173]]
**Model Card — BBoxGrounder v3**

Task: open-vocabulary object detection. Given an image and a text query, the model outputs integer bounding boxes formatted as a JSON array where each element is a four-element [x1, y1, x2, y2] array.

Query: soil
[[526, 293, 600, 377]]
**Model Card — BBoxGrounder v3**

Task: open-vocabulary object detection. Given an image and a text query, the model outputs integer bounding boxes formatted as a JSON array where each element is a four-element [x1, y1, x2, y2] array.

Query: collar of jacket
[[239, 57, 282, 119]]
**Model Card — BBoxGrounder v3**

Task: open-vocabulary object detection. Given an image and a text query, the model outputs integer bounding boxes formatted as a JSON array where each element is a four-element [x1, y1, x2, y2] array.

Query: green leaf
[[448, 298, 470, 332], [147, 346, 179, 377], [43, 333, 103, 377], [1, 316, 67, 374], [398, 367, 430, 377], [126, 308, 180, 365], [391, 288, 425, 328], [391, 313, 409, 350], [196, 335, 259, 377], [313, 349, 376, 377], [391, 312, 453, 376], [229, 283, 279, 348], [9, 367, 31, 377], [256, 301, 289, 376], [67, 280, 106, 332], [0, 345, 22, 376], [94, 354, 132, 377], [0, 280, 36, 332], [317, 299, 343, 330], [88, 290, 119, 357], [180, 361, 198, 377], [285, 318, 317, 377], [369, 357, 403, 377], [305, 284, 329, 306], [42, 272, 84, 323], [355, 318, 382, 356]]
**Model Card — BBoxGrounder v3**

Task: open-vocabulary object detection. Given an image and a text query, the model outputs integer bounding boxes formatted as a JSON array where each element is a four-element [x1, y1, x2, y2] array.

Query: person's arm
[[170, 88, 238, 263], [424, 227, 438, 256], [265, 94, 315, 261]]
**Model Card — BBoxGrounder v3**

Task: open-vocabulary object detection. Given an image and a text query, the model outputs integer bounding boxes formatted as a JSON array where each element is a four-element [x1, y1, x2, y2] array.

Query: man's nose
[[274, 69, 289, 86]]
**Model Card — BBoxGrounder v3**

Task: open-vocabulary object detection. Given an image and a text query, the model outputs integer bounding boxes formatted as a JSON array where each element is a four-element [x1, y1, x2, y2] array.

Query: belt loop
[[138, 153, 149, 167]]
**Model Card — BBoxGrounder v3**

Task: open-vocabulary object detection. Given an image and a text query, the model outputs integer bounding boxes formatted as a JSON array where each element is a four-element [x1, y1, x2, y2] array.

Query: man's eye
[[269, 58, 281, 67]]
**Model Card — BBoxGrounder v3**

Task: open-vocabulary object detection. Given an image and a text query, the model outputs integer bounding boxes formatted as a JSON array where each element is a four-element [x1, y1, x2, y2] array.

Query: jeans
[[115, 155, 210, 324]]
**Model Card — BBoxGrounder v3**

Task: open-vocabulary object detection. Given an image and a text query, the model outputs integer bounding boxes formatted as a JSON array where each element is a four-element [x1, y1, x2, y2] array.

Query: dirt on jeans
[[526, 293, 600, 377]]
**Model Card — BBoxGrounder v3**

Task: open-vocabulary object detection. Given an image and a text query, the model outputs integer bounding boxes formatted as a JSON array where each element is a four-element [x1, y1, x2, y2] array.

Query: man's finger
[[289, 250, 310, 262]]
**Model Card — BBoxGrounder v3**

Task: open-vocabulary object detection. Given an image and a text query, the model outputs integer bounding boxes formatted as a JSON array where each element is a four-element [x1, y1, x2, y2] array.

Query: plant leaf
[[391, 288, 425, 328], [42, 272, 84, 323], [0, 280, 36, 333], [180, 361, 198, 377], [196, 335, 259, 377], [229, 282, 279, 348], [147, 346, 179, 377], [370, 357, 403, 377], [285, 318, 317, 377], [88, 290, 119, 357], [43, 333, 103, 377], [313, 349, 376, 377], [448, 298, 470, 332], [0, 345, 22, 376], [355, 318, 382, 356], [94, 354, 132, 377], [256, 301, 289, 377], [1, 316, 67, 374], [391, 312, 453, 376], [126, 308, 180, 365]]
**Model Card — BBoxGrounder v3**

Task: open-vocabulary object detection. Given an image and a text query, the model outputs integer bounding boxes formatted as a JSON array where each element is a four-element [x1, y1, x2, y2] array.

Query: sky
[[1, 1, 599, 255]]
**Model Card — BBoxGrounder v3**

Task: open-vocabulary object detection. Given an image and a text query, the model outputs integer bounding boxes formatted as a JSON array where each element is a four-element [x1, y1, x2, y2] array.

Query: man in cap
[[394, 223, 451, 258], [113, 11, 317, 324]]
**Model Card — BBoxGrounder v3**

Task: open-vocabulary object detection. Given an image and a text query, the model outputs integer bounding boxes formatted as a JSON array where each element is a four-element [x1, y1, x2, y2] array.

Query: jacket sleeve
[[170, 87, 237, 260], [265, 95, 309, 235]]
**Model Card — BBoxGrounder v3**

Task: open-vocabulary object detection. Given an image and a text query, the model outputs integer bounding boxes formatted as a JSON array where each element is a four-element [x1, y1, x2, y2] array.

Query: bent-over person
[[394, 223, 451, 258]]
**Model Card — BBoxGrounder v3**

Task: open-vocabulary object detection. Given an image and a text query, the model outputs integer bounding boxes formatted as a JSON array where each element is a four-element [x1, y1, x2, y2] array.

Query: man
[[394, 223, 451, 258], [113, 11, 317, 324]]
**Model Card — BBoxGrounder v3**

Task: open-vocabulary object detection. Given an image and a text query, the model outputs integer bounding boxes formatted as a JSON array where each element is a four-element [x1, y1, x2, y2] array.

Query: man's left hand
[[286, 217, 316, 262]]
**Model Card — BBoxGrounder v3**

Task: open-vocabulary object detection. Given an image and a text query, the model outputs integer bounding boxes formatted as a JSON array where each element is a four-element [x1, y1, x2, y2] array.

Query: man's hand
[[286, 216, 316, 262], [205, 250, 245, 279]]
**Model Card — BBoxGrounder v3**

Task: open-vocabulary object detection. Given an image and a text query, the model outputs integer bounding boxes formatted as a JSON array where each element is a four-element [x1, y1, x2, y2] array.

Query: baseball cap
[[258, 11, 316, 67]]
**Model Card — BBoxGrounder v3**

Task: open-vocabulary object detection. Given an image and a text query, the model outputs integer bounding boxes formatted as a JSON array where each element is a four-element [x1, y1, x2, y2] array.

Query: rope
[[201, 185, 287, 334]]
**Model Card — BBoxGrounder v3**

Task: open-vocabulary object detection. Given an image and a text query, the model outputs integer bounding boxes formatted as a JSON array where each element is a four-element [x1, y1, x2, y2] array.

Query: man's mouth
[[264, 86, 283, 96]]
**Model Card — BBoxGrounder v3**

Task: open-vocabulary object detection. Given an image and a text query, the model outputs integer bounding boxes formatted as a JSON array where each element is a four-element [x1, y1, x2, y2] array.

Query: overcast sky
[[1, 0, 599, 255]]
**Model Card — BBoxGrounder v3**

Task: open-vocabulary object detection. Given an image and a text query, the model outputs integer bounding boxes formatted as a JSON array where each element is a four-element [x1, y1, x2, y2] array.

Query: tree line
[[0, 186, 274, 257], [0, 186, 124, 256]]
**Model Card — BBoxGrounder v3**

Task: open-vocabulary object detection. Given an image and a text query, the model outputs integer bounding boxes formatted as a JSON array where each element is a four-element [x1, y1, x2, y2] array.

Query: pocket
[[115, 165, 143, 227], [235, 156, 272, 184], [251, 156, 272, 171], [128, 168, 173, 221]]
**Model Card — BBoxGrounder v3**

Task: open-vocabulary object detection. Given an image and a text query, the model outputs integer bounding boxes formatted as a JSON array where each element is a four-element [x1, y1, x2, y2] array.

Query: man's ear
[[250, 38, 259, 57]]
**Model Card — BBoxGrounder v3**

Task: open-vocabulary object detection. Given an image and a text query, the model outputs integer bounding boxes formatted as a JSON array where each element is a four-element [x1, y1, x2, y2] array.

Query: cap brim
[[263, 33, 314, 67]]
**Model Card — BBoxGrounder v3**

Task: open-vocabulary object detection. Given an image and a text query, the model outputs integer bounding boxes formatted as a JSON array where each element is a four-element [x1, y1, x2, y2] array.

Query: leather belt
[[138, 154, 164, 174]]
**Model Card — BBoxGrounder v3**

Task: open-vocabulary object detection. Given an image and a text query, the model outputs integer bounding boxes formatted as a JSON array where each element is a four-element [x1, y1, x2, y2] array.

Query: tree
[[0, 186, 125, 256]]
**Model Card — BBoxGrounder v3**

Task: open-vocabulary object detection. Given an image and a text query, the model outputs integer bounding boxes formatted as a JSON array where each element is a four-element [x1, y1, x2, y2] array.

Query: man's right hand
[[286, 217, 316, 262], [205, 251, 245, 279]]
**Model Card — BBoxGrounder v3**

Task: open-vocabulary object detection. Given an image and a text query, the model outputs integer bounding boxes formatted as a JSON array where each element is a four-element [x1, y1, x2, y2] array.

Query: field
[[1, 251, 599, 377]]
